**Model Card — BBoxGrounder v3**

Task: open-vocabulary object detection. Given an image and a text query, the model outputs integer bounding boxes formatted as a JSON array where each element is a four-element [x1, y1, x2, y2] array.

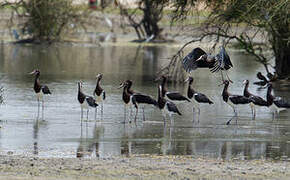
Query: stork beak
[[96, 73, 102, 79], [242, 80, 247, 84], [196, 56, 203, 61], [29, 70, 36, 75], [184, 77, 189, 83], [154, 77, 161, 82], [118, 82, 125, 89], [218, 81, 226, 87]]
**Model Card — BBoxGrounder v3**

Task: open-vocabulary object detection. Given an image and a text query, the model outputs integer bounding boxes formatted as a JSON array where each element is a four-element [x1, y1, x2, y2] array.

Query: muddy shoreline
[[0, 155, 289, 179]]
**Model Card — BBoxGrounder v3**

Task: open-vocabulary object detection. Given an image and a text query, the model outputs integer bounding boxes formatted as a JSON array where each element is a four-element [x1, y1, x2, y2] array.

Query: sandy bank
[[0, 155, 289, 180]]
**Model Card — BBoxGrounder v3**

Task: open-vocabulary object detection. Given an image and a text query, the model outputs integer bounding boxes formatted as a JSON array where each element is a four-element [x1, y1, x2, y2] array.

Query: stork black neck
[[222, 83, 229, 102], [243, 81, 251, 97], [158, 85, 166, 109], [122, 85, 131, 104], [266, 85, 273, 106], [78, 83, 85, 104], [187, 81, 195, 99], [160, 77, 167, 97], [94, 78, 103, 96], [34, 73, 41, 93]]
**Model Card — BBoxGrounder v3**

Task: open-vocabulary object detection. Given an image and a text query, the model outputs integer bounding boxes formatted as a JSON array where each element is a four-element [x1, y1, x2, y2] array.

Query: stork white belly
[[36, 92, 43, 100], [80, 101, 89, 109], [94, 93, 103, 103]]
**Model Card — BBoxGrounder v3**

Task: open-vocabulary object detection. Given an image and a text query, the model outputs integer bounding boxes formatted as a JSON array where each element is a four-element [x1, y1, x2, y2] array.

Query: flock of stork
[[30, 46, 290, 125]]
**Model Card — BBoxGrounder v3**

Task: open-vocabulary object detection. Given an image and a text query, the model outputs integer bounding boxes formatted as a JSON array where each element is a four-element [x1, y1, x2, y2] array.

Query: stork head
[[125, 80, 133, 88], [184, 76, 194, 84], [219, 80, 229, 87], [196, 54, 207, 61], [29, 69, 40, 76], [78, 80, 83, 89], [96, 73, 103, 80], [243, 79, 249, 85]]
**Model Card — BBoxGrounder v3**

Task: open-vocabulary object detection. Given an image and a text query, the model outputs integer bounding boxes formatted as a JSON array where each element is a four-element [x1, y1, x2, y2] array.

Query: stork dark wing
[[166, 101, 182, 115], [166, 92, 190, 102], [42, 85, 51, 94], [194, 93, 213, 104], [253, 81, 268, 86], [182, 47, 206, 73], [257, 72, 268, 82], [274, 99, 290, 108], [86, 96, 98, 108], [229, 95, 251, 104], [133, 94, 158, 106], [211, 46, 233, 73], [249, 95, 268, 106]]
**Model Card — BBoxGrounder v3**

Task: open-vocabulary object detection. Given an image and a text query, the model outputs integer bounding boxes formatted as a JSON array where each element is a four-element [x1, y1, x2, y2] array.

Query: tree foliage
[[1, 0, 91, 42], [116, 0, 167, 41], [160, 0, 290, 81]]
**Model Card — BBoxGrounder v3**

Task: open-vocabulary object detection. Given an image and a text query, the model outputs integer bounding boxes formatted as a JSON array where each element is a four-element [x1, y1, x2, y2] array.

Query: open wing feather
[[182, 47, 206, 73]]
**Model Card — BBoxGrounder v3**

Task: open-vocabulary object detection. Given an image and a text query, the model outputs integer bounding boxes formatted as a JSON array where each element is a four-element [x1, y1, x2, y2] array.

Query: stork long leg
[[101, 102, 103, 116], [142, 106, 145, 121], [220, 71, 225, 82], [192, 106, 195, 122], [86, 109, 89, 120], [250, 103, 254, 119], [253, 106, 256, 119], [163, 114, 166, 127], [42, 98, 44, 120], [81, 107, 83, 120], [226, 115, 235, 125], [134, 107, 138, 122], [124, 104, 126, 123], [95, 107, 97, 120], [37, 98, 40, 120], [225, 71, 233, 83]]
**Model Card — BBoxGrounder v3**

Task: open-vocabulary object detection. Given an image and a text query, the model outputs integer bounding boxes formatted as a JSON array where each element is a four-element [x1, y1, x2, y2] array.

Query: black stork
[[222, 80, 252, 124], [243, 80, 268, 119], [182, 46, 233, 82], [93, 73, 106, 117], [119, 80, 158, 123], [78, 81, 98, 120], [118, 80, 133, 121], [185, 77, 213, 121], [158, 76, 190, 103], [30, 69, 51, 119], [266, 83, 290, 118], [157, 84, 181, 124], [253, 72, 268, 86]]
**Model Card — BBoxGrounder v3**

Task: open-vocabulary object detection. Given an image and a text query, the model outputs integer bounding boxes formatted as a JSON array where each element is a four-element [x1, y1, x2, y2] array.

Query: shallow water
[[0, 43, 290, 160]]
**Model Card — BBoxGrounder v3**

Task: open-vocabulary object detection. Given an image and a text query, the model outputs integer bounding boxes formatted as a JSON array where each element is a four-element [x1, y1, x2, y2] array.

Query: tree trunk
[[273, 39, 290, 78]]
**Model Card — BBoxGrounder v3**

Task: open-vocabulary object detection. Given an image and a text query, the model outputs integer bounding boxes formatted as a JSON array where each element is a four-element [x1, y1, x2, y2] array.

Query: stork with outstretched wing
[[182, 46, 233, 82]]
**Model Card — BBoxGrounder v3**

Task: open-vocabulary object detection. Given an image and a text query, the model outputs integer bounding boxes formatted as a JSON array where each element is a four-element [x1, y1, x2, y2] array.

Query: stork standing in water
[[185, 77, 213, 121], [158, 76, 190, 103], [266, 83, 290, 119], [182, 46, 233, 83], [243, 80, 268, 119], [119, 80, 157, 123], [157, 84, 181, 125], [222, 80, 252, 125], [78, 81, 98, 120], [119, 80, 133, 121], [30, 69, 51, 119], [93, 74, 105, 118]]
